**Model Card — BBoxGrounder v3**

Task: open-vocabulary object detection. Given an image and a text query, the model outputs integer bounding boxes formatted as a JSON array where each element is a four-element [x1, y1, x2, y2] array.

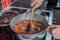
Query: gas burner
[[40, 10, 54, 25], [10, 8, 27, 14], [5, 6, 27, 14]]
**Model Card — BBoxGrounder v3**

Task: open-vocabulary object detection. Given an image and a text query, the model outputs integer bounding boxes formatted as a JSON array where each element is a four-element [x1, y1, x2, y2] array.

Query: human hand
[[48, 25, 60, 39], [31, 0, 44, 12]]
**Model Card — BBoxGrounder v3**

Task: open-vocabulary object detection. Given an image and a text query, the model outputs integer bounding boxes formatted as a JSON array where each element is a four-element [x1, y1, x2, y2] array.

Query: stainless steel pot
[[10, 9, 48, 39]]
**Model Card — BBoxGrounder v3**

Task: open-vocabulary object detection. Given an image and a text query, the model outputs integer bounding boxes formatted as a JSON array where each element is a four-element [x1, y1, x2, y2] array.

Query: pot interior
[[10, 13, 48, 34]]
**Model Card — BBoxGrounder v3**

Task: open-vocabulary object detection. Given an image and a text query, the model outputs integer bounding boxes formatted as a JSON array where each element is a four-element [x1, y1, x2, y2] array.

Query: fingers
[[31, 0, 37, 12], [31, 0, 37, 7], [31, 0, 34, 2], [48, 25, 60, 39], [47, 25, 59, 34], [53, 33, 60, 39], [48, 25, 60, 29], [47, 25, 56, 30], [48, 25, 60, 32], [51, 28, 60, 39], [31, 2, 40, 11], [48, 25, 57, 29], [31, 0, 44, 11]]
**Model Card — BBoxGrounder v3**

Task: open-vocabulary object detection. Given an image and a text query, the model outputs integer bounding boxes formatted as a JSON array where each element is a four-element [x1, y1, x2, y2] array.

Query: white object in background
[[57, 0, 60, 7]]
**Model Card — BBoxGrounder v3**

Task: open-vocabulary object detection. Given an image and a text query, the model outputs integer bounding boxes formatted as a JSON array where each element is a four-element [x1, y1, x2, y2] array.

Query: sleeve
[[11, 0, 31, 8]]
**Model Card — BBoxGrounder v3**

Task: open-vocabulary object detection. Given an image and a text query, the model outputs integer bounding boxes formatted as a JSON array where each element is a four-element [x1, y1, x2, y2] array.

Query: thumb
[[48, 25, 60, 29], [47, 25, 57, 31]]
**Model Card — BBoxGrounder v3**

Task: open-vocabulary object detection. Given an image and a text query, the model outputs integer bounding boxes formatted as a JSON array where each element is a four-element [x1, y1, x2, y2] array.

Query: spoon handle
[[30, 10, 34, 27]]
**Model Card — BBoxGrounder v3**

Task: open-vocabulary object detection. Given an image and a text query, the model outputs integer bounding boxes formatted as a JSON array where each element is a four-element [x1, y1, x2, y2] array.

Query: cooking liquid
[[13, 20, 46, 34]]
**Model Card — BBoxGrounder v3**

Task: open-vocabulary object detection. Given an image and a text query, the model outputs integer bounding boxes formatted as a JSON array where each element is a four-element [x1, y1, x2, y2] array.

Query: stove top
[[0, 6, 54, 40], [40, 10, 54, 25]]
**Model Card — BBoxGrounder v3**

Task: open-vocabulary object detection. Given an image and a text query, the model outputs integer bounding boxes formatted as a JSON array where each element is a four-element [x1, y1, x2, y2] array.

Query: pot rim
[[0, 24, 9, 26]]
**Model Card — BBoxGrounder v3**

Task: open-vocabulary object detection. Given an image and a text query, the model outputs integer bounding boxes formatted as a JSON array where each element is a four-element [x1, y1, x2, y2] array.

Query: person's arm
[[31, 0, 44, 12]]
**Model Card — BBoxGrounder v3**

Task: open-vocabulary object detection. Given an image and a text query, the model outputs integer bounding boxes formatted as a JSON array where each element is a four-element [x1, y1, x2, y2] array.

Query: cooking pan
[[10, 9, 48, 39]]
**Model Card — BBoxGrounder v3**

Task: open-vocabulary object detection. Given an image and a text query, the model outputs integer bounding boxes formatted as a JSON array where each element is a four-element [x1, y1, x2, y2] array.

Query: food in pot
[[13, 20, 46, 34], [13, 20, 28, 34]]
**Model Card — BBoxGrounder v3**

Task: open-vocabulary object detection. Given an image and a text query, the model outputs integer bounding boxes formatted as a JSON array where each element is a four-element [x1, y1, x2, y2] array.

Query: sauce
[[13, 20, 46, 34]]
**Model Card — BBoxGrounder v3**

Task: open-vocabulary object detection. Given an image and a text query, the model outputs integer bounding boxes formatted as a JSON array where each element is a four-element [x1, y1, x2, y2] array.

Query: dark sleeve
[[11, 0, 31, 8], [47, 0, 58, 6]]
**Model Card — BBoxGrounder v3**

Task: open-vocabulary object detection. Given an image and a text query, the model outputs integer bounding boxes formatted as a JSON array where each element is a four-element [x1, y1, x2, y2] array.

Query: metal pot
[[10, 9, 48, 39]]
